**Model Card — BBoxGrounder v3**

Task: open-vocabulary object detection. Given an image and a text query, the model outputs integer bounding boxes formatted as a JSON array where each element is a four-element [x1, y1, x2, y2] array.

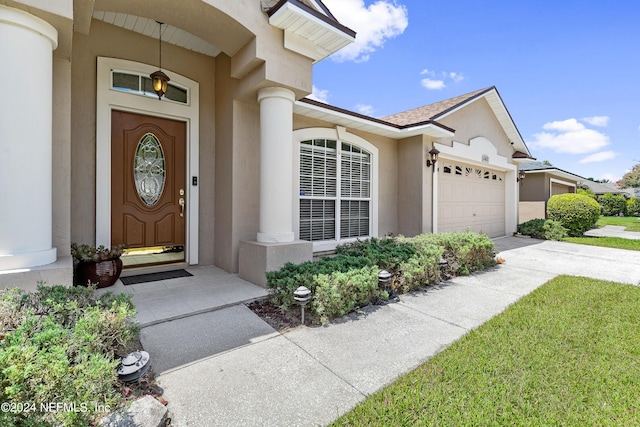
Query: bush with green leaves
[[266, 255, 372, 308], [407, 232, 496, 277], [267, 232, 496, 323], [0, 285, 139, 427], [628, 198, 640, 217], [518, 218, 547, 239], [542, 219, 568, 240], [335, 237, 417, 272], [547, 193, 601, 236], [598, 193, 627, 216], [312, 266, 383, 324], [577, 187, 596, 199], [518, 218, 567, 240]]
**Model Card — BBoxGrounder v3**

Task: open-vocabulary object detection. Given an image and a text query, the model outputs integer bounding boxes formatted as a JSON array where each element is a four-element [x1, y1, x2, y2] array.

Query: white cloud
[[601, 173, 620, 182], [419, 68, 464, 90], [324, 0, 408, 62], [529, 118, 610, 154], [356, 104, 375, 116], [579, 150, 617, 164], [543, 118, 585, 133], [449, 72, 464, 83], [421, 78, 446, 90], [307, 85, 329, 103], [582, 116, 609, 127]]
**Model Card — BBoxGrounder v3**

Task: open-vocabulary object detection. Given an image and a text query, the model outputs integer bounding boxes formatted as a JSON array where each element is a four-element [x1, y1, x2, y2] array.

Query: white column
[[257, 87, 295, 243], [0, 6, 58, 270]]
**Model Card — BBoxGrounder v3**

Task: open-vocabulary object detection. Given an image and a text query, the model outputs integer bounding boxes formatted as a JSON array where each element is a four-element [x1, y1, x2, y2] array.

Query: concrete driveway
[[151, 237, 640, 426]]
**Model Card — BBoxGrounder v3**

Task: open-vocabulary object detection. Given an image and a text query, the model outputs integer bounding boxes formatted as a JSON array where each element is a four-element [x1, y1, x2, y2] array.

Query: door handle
[[179, 197, 185, 217]]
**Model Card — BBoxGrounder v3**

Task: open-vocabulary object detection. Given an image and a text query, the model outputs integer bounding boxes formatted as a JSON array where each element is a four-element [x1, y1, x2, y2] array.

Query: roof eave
[[268, 0, 356, 62], [295, 98, 455, 139], [523, 168, 586, 182], [433, 87, 533, 158]]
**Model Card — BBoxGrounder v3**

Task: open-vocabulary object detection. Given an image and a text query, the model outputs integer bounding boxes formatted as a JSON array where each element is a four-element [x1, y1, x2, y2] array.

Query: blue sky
[[313, 0, 640, 183]]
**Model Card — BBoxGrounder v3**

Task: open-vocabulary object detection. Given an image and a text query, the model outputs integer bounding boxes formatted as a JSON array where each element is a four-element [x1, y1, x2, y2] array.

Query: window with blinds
[[299, 139, 371, 242]]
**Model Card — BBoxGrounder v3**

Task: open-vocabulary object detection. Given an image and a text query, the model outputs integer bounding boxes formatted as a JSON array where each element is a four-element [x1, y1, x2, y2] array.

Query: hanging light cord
[[157, 21, 163, 70]]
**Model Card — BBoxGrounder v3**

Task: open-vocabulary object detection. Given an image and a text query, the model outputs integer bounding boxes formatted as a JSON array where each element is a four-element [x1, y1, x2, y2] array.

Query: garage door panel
[[438, 161, 506, 238]]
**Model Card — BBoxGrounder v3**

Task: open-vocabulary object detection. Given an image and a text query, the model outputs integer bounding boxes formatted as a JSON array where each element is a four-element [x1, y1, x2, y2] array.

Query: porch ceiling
[[92, 11, 222, 57]]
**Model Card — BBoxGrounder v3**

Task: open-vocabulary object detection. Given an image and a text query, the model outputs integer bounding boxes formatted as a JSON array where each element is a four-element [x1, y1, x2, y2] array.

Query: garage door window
[[299, 139, 371, 242]]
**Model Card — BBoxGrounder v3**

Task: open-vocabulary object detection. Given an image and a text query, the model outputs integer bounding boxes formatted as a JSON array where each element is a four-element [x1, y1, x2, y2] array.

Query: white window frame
[[96, 57, 200, 264], [293, 127, 378, 252]]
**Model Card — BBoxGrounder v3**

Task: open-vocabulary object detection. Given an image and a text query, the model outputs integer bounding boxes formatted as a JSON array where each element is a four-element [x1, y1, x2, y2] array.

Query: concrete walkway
[[147, 237, 640, 426], [584, 224, 640, 240]]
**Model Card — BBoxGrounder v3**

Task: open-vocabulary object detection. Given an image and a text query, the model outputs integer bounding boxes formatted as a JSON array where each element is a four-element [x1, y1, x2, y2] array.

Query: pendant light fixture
[[150, 21, 170, 100]]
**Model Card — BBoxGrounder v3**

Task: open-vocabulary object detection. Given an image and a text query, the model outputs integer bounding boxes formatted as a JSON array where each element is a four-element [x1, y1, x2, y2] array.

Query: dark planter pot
[[73, 258, 123, 288]]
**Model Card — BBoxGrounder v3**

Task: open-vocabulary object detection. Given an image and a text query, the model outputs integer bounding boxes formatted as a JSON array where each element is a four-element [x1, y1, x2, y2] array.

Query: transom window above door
[[299, 138, 372, 244], [111, 71, 189, 104]]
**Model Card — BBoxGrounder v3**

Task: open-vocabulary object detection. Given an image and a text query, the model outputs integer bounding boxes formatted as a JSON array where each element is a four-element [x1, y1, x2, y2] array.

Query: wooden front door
[[111, 110, 186, 251]]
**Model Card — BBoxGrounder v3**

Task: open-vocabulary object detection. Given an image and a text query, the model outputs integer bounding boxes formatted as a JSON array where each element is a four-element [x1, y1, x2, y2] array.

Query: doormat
[[120, 269, 193, 286]]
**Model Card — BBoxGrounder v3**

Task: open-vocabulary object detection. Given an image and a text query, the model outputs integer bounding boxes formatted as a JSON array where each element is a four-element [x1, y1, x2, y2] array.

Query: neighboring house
[[0, 0, 533, 290], [518, 162, 584, 223], [579, 180, 630, 198]]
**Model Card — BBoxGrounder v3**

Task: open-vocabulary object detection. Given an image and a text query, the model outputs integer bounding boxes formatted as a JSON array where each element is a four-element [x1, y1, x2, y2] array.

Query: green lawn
[[598, 216, 640, 231], [332, 276, 640, 426], [564, 236, 640, 251]]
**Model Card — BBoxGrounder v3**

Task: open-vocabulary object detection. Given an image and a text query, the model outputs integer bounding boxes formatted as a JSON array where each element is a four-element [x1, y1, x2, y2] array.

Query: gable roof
[[381, 87, 491, 125], [382, 86, 533, 160], [294, 98, 455, 139], [519, 161, 586, 182], [580, 180, 629, 196]]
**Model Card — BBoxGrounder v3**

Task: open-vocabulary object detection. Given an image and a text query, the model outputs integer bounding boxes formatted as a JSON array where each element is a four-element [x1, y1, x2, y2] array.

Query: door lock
[[179, 189, 185, 217]]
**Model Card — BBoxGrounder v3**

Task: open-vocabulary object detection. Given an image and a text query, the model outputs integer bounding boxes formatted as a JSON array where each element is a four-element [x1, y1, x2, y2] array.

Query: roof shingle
[[381, 87, 494, 126]]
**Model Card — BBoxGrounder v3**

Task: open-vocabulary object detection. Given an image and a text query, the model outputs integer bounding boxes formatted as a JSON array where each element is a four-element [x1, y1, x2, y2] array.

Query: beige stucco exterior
[[518, 170, 578, 223], [0, 0, 531, 289]]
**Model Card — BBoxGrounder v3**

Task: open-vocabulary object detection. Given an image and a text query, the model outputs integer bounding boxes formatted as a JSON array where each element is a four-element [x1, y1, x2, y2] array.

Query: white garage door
[[438, 162, 506, 237]]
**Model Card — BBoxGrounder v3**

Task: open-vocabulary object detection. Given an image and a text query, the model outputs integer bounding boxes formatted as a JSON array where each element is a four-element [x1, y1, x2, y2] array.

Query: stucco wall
[[519, 201, 546, 223], [519, 173, 547, 201], [71, 20, 216, 265], [397, 135, 431, 236], [436, 98, 513, 158]]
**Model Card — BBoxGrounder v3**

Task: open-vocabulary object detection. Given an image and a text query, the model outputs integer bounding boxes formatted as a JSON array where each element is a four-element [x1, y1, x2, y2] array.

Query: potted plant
[[71, 243, 127, 288]]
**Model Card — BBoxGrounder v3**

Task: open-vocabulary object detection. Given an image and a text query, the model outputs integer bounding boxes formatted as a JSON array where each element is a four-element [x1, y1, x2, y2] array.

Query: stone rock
[[99, 395, 168, 427]]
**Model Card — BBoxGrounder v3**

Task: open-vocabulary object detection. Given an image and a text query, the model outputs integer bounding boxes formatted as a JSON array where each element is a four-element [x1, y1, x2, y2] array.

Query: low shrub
[[267, 232, 496, 324], [518, 219, 567, 240], [598, 193, 627, 216], [312, 266, 383, 324], [547, 193, 601, 236], [335, 237, 417, 272], [542, 219, 568, 240], [409, 232, 496, 276], [266, 255, 372, 308], [0, 285, 139, 427], [627, 198, 640, 217], [518, 218, 547, 239]]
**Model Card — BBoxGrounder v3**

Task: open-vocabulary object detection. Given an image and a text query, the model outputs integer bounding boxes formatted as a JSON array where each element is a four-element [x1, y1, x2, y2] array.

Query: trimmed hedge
[[547, 193, 600, 236], [518, 218, 567, 240], [598, 193, 627, 216], [267, 232, 496, 323], [627, 198, 640, 217]]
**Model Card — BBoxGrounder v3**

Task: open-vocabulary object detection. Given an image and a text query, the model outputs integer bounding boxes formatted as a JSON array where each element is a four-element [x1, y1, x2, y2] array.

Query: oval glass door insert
[[134, 133, 166, 206]]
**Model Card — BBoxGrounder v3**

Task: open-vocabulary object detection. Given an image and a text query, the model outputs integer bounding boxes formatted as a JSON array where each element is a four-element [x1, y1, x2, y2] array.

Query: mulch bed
[[246, 299, 318, 331]]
